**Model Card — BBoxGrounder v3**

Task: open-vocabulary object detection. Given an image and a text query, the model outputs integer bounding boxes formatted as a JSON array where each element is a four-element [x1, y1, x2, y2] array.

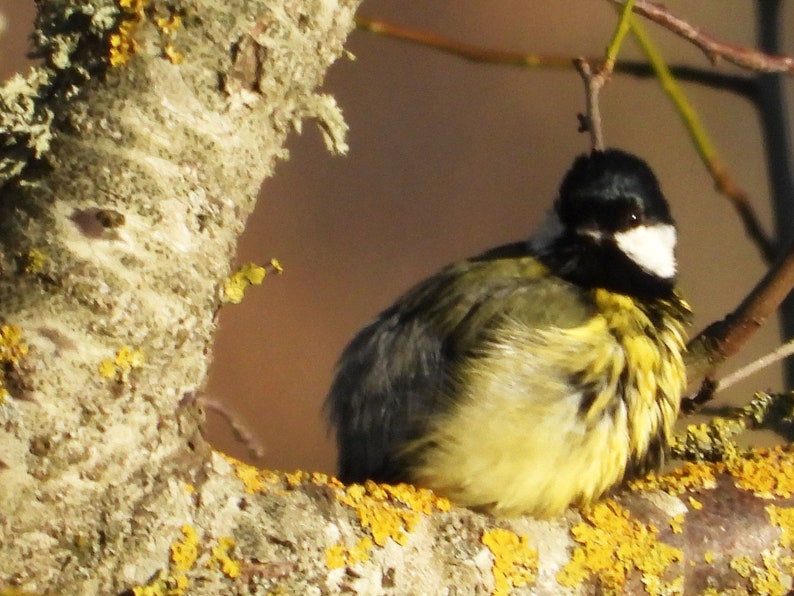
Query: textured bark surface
[[0, 0, 357, 593], [1, 2, 793, 595]]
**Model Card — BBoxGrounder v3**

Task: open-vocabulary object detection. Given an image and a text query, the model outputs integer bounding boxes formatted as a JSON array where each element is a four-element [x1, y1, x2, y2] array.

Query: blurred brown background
[[0, 2, 792, 474]]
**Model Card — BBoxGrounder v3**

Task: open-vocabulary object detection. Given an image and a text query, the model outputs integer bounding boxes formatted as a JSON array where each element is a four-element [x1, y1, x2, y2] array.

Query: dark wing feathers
[[326, 310, 447, 482], [325, 246, 591, 483]]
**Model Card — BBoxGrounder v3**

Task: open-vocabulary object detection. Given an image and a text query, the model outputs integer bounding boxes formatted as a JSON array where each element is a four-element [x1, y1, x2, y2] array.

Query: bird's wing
[[325, 248, 595, 483]]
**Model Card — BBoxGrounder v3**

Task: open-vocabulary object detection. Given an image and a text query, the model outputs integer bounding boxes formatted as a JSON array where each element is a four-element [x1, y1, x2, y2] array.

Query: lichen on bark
[[0, 0, 358, 592]]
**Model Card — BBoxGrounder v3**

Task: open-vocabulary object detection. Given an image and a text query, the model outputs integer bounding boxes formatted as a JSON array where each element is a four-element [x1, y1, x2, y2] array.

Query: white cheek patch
[[614, 223, 677, 279]]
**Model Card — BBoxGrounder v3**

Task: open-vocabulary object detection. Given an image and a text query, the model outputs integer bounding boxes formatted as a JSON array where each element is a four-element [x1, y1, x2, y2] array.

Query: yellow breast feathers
[[406, 287, 689, 517]]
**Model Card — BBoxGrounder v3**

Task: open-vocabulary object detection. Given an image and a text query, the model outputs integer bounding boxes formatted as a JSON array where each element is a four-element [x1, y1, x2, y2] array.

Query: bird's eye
[[621, 197, 644, 228], [619, 210, 643, 229]]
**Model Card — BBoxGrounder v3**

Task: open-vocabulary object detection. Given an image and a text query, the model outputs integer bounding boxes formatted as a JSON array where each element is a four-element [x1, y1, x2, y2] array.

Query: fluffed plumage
[[326, 149, 690, 517]]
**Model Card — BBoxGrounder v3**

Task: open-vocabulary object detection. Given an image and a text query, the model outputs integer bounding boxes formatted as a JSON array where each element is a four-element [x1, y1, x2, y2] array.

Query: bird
[[325, 148, 690, 517]]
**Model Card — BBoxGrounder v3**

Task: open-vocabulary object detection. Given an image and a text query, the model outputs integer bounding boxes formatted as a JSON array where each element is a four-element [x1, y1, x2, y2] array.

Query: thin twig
[[574, 59, 606, 152], [707, 238, 794, 362], [603, 0, 637, 71], [610, 0, 794, 74], [573, 0, 637, 152], [684, 237, 794, 412], [355, 13, 772, 259], [717, 338, 794, 393], [355, 16, 571, 69], [629, 18, 776, 263], [354, 16, 757, 98], [203, 398, 266, 461]]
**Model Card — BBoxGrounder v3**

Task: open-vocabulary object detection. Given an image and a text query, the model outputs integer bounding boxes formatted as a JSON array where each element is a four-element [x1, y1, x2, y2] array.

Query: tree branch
[[685, 237, 794, 410], [628, 16, 776, 263], [573, 0, 637, 152], [354, 12, 775, 262], [611, 0, 794, 74], [354, 15, 758, 98]]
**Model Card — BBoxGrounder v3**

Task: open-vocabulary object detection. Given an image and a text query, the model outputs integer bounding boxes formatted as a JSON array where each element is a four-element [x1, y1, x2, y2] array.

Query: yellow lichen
[[156, 14, 184, 64], [170, 525, 199, 572], [349, 492, 419, 547], [22, 249, 47, 273], [481, 528, 538, 596], [336, 480, 451, 546], [767, 505, 794, 550], [208, 537, 241, 579], [109, 20, 139, 66], [688, 496, 703, 510], [221, 453, 280, 493], [163, 44, 184, 65], [704, 551, 715, 564], [148, 524, 199, 596], [223, 260, 282, 304], [0, 325, 28, 365], [119, 0, 148, 9], [171, 576, 189, 594], [557, 500, 682, 595], [332, 480, 449, 558], [98, 345, 145, 383], [671, 415, 745, 463], [380, 482, 452, 514], [669, 513, 685, 535], [758, 552, 789, 596], [111, 1, 189, 67], [348, 536, 373, 565], [0, 324, 28, 404], [727, 445, 794, 499], [730, 551, 789, 596], [220, 457, 449, 572], [310, 471, 344, 489], [629, 460, 720, 495], [97, 359, 116, 379], [132, 570, 168, 596], [770, 510, 794, 565], [284, 470, 307, 487], [109, 0, 148, 66], [132, 525, 246, 595], [156, 14, 181, 35], [325, 544, 346, 570], [325, 537, 373, 570]]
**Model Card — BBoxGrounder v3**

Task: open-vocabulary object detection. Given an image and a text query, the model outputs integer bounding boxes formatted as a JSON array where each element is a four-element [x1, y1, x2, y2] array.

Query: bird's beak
[[576, 226, 606, 244]]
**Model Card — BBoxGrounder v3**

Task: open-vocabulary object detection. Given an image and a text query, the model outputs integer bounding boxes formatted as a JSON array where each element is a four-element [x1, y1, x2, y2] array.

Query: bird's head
[[531, 149, 678, 297]]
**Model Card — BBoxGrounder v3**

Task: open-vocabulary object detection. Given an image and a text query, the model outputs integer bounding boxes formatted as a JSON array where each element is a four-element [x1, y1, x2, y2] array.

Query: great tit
[[325, 149, 690, 517]]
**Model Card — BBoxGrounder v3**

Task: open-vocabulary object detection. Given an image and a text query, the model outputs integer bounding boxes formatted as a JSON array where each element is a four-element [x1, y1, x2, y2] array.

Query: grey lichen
[[32, 0, 123, 73], [299, 92, 349, 155], [0, 1, 129, 189], [223, 0, 353, 156], [0, 71, 55, 185]]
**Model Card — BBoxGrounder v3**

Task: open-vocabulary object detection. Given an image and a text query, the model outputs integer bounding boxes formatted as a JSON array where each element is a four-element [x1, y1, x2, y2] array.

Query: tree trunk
[[1, 0, 357, 592]]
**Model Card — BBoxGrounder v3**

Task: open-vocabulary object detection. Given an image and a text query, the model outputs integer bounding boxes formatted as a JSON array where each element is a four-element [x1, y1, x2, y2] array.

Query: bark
[[1, 2, 793, 595], [1, 0, 357, 592]]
